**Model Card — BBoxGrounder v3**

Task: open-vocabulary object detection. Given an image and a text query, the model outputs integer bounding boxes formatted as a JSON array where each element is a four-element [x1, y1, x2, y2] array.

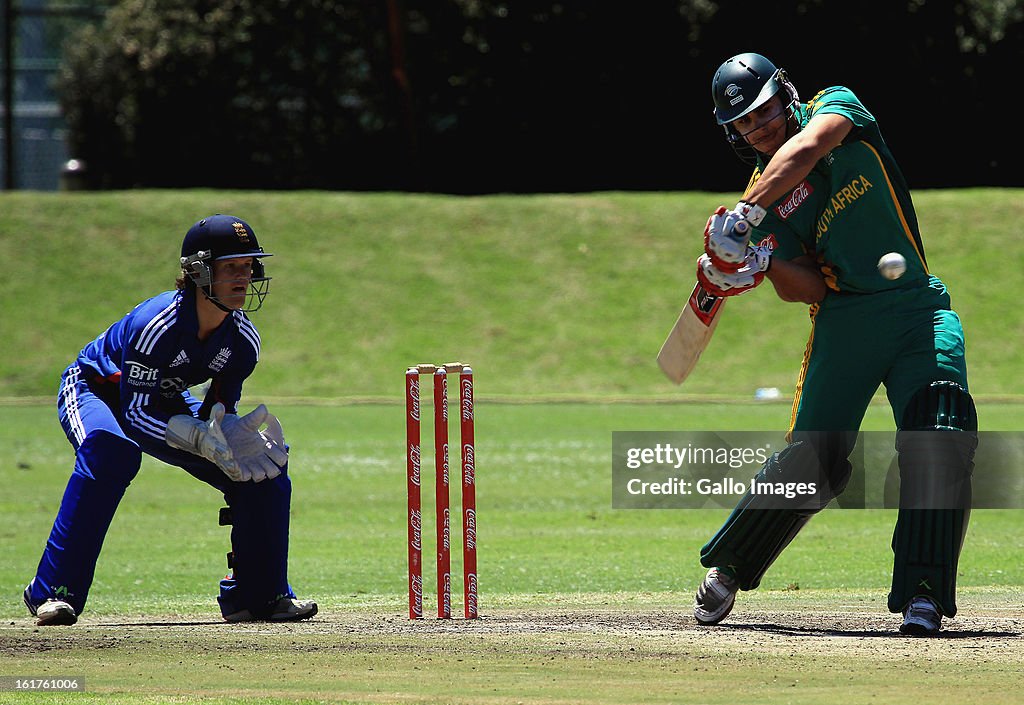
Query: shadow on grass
[[93, 620, 228, 627], [715, 623, 1018, 639]]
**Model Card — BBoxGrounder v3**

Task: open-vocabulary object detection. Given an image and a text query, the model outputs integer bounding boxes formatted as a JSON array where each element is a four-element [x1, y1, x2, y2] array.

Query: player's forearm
[[766, 257, 826, 304], [743, 135, 822, 207], [743, 113, 852, 209]]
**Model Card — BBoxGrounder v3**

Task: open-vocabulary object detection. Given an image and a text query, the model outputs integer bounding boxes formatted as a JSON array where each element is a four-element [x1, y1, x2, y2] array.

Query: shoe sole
[[694, 604, 734, 625], [694, 594, 735, 626]]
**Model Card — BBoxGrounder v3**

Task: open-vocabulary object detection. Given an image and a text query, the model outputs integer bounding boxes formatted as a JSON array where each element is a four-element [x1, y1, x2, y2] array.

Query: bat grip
[[734, 219, 750, 235]]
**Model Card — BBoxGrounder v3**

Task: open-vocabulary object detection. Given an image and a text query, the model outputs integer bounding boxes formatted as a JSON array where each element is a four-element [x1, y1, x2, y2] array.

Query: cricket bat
[[657, 216, 749, 384], [656, 281, 726, 385]]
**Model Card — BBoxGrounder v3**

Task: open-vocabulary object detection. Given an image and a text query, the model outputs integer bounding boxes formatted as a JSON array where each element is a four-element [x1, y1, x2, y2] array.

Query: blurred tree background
[[55, 0, 1023, 192]]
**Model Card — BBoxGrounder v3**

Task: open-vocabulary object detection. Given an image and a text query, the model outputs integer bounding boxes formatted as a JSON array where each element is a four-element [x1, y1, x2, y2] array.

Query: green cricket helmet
[[711, 53, 800, 164]]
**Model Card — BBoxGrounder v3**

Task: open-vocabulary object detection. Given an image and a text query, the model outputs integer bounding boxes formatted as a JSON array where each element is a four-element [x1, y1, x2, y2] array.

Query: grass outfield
[[1, 403, 1021, 704]]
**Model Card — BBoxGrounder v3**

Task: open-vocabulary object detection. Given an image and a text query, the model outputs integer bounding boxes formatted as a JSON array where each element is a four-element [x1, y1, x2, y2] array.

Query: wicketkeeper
[[691, 53, 976, 635], [24, 215, 318, 626]]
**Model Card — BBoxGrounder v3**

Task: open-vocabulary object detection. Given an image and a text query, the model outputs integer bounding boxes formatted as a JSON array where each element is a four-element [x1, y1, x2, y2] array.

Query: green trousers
[[700, 276, 972, 616], [790, 276, 967, 433]]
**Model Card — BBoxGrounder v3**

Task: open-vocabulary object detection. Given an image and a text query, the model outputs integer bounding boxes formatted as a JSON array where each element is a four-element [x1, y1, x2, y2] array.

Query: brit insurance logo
[[125, 361, 158, 387]]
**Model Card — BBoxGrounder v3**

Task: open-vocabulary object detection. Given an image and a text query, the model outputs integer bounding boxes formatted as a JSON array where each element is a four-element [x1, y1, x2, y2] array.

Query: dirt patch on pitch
[[349, 607, 1023, 662], [2, 606, 1020, 664]]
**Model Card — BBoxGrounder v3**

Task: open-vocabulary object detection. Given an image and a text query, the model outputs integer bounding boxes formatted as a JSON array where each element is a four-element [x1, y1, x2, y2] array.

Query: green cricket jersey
[[736, 85, 968, 428], [749, 87, 930, 294]]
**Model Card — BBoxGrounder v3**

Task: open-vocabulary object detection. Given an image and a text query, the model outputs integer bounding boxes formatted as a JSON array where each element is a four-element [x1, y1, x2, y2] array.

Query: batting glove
[[222, 404, 289, 483], [747, 244, 773, 273], [734, 200, 767, 226], [704, 206, 753, 273], [696, 252, 765, 297], [166, 402, 241, 480]]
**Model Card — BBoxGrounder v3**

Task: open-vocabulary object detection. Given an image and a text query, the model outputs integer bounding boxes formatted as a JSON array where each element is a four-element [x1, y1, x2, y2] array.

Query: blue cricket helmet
[[180, 214, 273, 312]]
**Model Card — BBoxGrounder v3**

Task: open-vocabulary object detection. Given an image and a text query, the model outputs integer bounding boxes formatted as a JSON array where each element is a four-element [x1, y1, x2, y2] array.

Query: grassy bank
[[2, 189, 1021, 400]]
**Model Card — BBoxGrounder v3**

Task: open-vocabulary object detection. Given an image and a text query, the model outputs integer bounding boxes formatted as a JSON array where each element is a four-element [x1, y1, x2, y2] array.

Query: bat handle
[[734, 219, 750, 235]]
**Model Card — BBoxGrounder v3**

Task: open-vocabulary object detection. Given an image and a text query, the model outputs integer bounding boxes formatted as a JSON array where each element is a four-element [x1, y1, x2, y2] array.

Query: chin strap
[[201, 287, 235, 314]]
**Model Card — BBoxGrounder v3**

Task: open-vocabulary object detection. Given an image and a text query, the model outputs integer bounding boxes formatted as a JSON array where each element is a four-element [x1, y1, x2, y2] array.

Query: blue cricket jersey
[[74, 287, 261, 444]]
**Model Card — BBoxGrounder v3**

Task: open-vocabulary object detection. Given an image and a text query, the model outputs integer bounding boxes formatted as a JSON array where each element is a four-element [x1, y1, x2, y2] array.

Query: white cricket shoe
[[224, 597, 318, 623], [900, 595, 942, 635], [34, 599, 78, 626], [694, 567, 738, 625]]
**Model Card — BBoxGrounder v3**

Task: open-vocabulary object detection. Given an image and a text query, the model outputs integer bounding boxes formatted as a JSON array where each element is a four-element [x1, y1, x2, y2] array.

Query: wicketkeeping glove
[[166, 402, 241, 480], [221, 404, 289, 483]]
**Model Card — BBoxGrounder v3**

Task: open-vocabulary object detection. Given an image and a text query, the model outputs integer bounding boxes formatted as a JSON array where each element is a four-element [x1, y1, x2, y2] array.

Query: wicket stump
[[406, 363, 478, 619]]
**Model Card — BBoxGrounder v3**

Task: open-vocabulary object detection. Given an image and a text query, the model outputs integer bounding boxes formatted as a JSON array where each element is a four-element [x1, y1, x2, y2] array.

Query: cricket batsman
[[690, 53, 976, 635], [24, 215, 318, 626]]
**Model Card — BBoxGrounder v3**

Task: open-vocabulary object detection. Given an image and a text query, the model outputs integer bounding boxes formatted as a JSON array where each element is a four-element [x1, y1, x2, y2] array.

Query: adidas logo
[[170, 350, 190, 368]]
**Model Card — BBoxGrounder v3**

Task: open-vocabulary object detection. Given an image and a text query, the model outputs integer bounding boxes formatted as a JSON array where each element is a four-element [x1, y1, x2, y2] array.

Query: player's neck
[[195, 292, 231, 341]]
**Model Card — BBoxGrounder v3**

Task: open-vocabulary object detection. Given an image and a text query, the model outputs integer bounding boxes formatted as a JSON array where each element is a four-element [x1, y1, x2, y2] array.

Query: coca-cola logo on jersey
[[775, 180, 813, 220]]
